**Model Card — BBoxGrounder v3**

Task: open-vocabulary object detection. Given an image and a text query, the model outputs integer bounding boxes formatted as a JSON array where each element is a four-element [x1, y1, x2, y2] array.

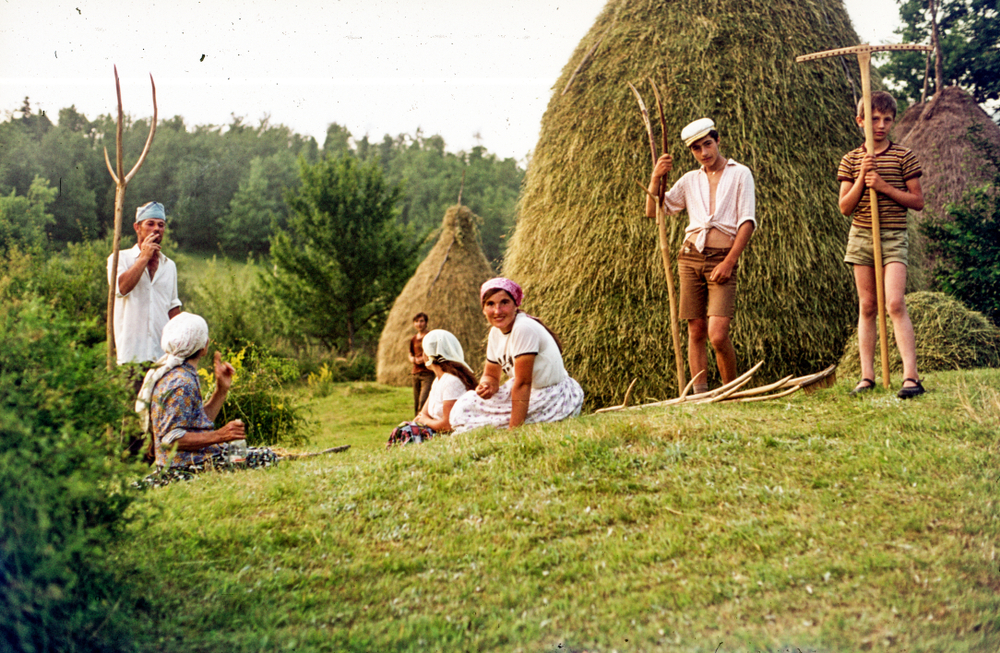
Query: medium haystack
[[504, 0, 867, 405], [897, 86, 1000, 221], [376, 205, 494, 386], [838, 291, 1000, 378]]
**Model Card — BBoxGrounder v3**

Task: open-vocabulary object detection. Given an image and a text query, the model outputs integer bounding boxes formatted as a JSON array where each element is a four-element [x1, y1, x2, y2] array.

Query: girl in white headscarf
[[387, 330, 476, 446], [415, 330, 478, 432]]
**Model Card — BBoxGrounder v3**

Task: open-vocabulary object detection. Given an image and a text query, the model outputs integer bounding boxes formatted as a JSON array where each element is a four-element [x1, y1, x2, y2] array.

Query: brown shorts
[[844, 225, 909, 267], [678, 244, 738, 320]]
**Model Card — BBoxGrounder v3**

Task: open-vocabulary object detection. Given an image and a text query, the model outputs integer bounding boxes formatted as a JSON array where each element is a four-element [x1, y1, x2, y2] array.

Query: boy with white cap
[[644, 118, 756, 391], [107, 201, 182, 365]]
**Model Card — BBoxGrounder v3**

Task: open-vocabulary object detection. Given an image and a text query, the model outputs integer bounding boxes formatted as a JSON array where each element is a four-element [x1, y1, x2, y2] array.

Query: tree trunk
[[929, 0, 944, 96]]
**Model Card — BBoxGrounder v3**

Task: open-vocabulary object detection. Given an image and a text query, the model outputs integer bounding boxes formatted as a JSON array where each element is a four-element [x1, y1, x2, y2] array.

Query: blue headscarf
[[135, 201, 166, 223]]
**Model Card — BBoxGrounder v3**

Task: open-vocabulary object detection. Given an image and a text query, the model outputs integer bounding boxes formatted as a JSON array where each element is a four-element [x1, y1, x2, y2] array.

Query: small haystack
[[376, 205, 494, 386], [897, 86, 1000, 221], [504, 0, 867, 405], [838, 291, 1000, 378]]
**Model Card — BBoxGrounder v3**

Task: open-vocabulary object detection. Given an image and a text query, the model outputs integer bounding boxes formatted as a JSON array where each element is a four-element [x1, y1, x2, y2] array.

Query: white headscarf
[[421, 330, 472, 373], [135, 312, 210, 434]]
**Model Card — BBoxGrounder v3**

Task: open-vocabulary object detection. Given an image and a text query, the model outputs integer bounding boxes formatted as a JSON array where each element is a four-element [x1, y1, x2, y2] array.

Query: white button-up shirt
[[107, 245, 182, 365], [661, 158, 756, 252]]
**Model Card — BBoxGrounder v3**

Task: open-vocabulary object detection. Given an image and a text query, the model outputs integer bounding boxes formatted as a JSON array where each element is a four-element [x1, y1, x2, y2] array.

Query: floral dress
[[144, 363, 276, 486]]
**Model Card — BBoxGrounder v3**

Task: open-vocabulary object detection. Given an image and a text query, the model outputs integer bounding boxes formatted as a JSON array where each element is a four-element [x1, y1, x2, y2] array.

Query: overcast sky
[[1, 0, 903, 163]]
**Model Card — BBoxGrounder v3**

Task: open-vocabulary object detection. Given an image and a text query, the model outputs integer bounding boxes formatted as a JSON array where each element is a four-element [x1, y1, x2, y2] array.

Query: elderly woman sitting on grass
[[135, 312, 277, 485]]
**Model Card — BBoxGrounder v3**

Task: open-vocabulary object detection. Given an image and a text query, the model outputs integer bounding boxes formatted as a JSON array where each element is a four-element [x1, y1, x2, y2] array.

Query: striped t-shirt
[[837, 142, 922, 230]]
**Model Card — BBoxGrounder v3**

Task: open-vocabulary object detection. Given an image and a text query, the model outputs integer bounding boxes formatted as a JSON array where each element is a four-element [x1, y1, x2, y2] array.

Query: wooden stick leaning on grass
[[594, 370, 704, 414], [604, 362, 762, 412], [594, 362, 834, 412], [592, 377, 639, 414], [627, 81, 686, 395], [274, 445, 351, 460], [104, 66, 158, 371], [796, 43, 931, 388]]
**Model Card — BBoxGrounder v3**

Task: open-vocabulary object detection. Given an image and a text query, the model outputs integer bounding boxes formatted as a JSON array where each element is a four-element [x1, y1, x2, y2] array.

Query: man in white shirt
[[107, 201, 182, 366], [644, 118, 756, 391]]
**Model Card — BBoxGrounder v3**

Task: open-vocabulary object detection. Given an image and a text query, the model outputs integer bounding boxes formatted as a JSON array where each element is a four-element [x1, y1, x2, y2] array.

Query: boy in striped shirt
[[837, 91, 926, 398]]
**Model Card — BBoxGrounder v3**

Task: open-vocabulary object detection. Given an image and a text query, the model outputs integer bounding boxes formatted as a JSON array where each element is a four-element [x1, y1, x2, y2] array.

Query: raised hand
[[214, 351, 236, 392]]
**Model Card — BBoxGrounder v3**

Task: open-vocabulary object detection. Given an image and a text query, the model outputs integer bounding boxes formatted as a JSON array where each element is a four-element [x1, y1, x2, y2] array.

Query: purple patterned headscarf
[[480, 277, 523, 307]]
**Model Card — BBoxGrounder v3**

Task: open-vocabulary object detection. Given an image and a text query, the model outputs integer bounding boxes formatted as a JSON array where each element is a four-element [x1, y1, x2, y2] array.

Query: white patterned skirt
[[450, 376, 584, 434]]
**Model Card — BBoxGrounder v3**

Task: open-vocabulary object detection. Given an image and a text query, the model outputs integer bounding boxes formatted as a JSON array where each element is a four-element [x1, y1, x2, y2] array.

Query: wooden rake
[[796, 43, 930, 388], [627, 78, 686, 396], [104, 66, 158, 370]]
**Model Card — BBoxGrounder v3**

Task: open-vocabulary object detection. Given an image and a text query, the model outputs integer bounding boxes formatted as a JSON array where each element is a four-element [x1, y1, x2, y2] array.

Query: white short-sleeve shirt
[[486, 312, 567, 389], [424, 373, 469, 421], [107, 244, 182, 365]]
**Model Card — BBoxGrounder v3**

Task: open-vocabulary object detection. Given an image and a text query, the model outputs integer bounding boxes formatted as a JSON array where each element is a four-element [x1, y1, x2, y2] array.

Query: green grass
[[114, 370, 1000, 652]]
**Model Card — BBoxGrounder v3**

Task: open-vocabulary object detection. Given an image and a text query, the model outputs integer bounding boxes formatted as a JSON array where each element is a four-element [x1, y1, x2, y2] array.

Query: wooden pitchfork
[[104, 66, 158, 370], [796, 43, 930, 388], [628, 78, 686, 395]]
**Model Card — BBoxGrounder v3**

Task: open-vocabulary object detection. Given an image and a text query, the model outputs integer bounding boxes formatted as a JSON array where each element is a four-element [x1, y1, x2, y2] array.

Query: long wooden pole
[[649, 80, 687, 393], [857, 52, 891, 388], [628, 82, 686, 396], [104, 67, 158, 371]]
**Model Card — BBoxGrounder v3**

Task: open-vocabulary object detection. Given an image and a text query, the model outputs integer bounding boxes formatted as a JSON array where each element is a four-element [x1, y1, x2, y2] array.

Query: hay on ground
[[504, 0, 869, 406], [376, 205, 494, 386], [838, 291, 1000, 379]]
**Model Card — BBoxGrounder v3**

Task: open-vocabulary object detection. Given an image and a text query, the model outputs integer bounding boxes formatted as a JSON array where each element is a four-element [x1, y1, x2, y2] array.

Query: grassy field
[[113, 369, 1000, 652]]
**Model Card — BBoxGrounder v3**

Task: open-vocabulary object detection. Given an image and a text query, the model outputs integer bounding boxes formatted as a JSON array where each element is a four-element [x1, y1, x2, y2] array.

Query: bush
[[1, 237, 119, 347], [202, 344, 313, 448], [0, 298, 140, 652], [306, 352, 377, 397], [922, 130, 1000, 324]]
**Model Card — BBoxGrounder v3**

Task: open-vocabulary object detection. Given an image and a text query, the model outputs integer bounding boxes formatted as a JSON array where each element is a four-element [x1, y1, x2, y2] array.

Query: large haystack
[[505, 0, 866, 405], [838, 291, 1000, 377], [377, 205, 494, 386], [897, 86, 1000, 221]]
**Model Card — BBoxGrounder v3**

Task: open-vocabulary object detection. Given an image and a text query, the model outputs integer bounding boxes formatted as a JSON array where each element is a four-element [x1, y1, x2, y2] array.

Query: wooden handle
[[858, 52, 892, 388]]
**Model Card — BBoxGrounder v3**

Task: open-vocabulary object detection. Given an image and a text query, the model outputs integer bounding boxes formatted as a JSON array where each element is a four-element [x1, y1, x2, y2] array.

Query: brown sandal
[[897, 378, 925, 399], [850, 378, 875, 396]]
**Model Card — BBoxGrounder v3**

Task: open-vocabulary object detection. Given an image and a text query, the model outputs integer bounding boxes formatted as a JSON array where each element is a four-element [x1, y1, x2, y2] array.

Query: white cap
[[681, 118, 716, 146]]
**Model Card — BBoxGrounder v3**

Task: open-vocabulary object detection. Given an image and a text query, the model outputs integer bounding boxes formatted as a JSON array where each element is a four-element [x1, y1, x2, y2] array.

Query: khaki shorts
[[844, 225, 909, 267], [678, 244, 738, 320]]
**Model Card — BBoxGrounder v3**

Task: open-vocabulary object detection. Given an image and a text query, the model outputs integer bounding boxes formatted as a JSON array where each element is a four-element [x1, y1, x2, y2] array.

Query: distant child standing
[[838, 91, 926, 398], [408, 313, 435, 414]]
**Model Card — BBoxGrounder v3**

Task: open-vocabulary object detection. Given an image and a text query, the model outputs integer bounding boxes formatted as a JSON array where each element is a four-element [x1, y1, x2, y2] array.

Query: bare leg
[[853, 265, 878, 387], [707, 315, 736, 384], [884, 262, 919, 386], [687, 318, 708, 388]]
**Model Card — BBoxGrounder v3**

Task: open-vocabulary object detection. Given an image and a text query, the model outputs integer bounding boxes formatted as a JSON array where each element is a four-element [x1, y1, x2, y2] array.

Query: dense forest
[[0, 98, 523, 265]]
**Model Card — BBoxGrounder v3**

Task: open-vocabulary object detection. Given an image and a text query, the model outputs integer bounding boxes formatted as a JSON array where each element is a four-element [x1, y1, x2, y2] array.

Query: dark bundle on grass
[[839, 291, 1000, 378], [504, 0, 866, 405], [897, 86, 1000, 221], [377, 205, 493, 386]]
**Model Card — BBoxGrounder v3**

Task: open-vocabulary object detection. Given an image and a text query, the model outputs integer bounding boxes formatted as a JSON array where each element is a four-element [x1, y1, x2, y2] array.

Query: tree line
[[0, 99, 523, 265]]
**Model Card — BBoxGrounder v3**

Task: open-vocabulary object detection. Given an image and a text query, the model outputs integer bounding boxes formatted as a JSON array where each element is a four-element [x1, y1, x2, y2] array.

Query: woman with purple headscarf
[[450, 278, 583, 433]]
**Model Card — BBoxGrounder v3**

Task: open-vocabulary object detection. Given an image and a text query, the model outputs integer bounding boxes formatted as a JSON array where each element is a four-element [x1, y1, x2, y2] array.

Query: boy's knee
[[687, 320, 707, 343], [886, 296, 907, 318], [859, 298, 878, 319], [708, 329, 731, 351]]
